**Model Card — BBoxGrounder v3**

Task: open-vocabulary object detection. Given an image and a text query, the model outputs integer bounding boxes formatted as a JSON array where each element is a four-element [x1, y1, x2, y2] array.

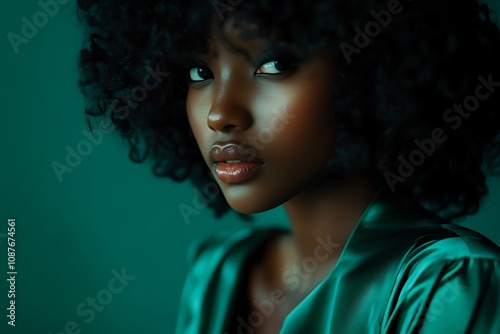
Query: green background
[[1, 1, 499, 333]]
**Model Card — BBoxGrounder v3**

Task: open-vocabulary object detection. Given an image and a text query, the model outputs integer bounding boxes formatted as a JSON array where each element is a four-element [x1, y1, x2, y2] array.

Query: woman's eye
[[189, 66, 212, 82], [256, 60, 295, 75]]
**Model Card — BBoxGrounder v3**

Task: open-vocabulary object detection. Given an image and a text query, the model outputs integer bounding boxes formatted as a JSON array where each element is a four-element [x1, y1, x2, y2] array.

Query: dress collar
[[278, 184, 442, 331]]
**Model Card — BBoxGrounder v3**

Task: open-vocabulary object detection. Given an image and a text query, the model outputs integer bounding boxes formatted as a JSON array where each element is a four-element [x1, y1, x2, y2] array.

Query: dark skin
[[246, 176, 380, 333], [186, 21, 381, 332]]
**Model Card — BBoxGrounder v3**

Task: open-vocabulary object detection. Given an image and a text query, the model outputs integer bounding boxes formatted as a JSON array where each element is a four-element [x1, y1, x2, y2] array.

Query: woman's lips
[[214, 161, 264, 184], [209, 143, 264, 184]]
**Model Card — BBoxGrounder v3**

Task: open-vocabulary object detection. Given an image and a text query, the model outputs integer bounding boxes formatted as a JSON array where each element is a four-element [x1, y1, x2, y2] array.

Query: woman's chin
[[226, 199, 278, 215], [222, 188, 290, 215]]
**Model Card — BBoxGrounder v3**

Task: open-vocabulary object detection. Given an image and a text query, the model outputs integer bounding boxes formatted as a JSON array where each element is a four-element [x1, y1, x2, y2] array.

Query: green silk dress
[[175, 187, 500, 333]]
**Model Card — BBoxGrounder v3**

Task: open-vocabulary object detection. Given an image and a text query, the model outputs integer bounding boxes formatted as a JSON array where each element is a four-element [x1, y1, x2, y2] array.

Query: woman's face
[[186, 24, 337, 214]]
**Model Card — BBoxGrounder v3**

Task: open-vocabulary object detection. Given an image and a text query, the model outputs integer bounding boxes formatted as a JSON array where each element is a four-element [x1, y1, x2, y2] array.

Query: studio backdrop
[[1, 1, 500, 333]]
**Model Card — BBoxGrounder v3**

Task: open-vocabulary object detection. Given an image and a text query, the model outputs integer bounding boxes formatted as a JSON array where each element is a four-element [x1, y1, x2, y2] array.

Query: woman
[[77, 0, 500, 332]]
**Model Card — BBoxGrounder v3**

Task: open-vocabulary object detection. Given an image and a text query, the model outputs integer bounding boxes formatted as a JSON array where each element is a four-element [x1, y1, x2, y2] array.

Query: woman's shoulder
[[175, 224, 289, 334], [381, 220, 500, 332], [440, 222, 499, 256], [398, 217, 500, 274], [389, 201, 500, 286], [366, 188, 500, 262]]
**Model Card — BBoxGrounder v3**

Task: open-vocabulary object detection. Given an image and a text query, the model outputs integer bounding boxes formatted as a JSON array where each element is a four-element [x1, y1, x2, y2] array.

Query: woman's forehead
[[208, 22, 264, 50]]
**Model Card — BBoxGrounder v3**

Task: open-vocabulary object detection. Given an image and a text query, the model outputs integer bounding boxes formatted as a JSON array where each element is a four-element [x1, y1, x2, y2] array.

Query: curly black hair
[[76, 0, 500, 221]]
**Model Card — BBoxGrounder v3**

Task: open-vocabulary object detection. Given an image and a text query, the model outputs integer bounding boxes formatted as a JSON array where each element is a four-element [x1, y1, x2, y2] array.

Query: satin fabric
[[175, 187, 500, 333]]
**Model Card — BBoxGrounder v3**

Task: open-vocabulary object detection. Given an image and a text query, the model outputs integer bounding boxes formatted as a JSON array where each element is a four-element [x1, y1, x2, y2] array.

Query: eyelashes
[[254, 49, 302, 75], [256, 48, 303, 69], [187, 48, 304, 83], [189, 65, 212, 82]]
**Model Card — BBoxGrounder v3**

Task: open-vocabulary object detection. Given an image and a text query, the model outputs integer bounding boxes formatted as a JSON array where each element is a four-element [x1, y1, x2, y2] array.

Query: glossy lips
[[210, 144, 264, 184]]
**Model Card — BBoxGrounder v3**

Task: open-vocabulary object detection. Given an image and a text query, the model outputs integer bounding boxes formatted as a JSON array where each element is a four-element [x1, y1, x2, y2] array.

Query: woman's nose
[[207, 77, 253, 133]]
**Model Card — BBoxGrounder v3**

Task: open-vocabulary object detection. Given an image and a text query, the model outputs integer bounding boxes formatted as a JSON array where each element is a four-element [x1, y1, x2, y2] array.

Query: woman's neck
[[250, 174, 382, 308], [283, 174, 382, 267]]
